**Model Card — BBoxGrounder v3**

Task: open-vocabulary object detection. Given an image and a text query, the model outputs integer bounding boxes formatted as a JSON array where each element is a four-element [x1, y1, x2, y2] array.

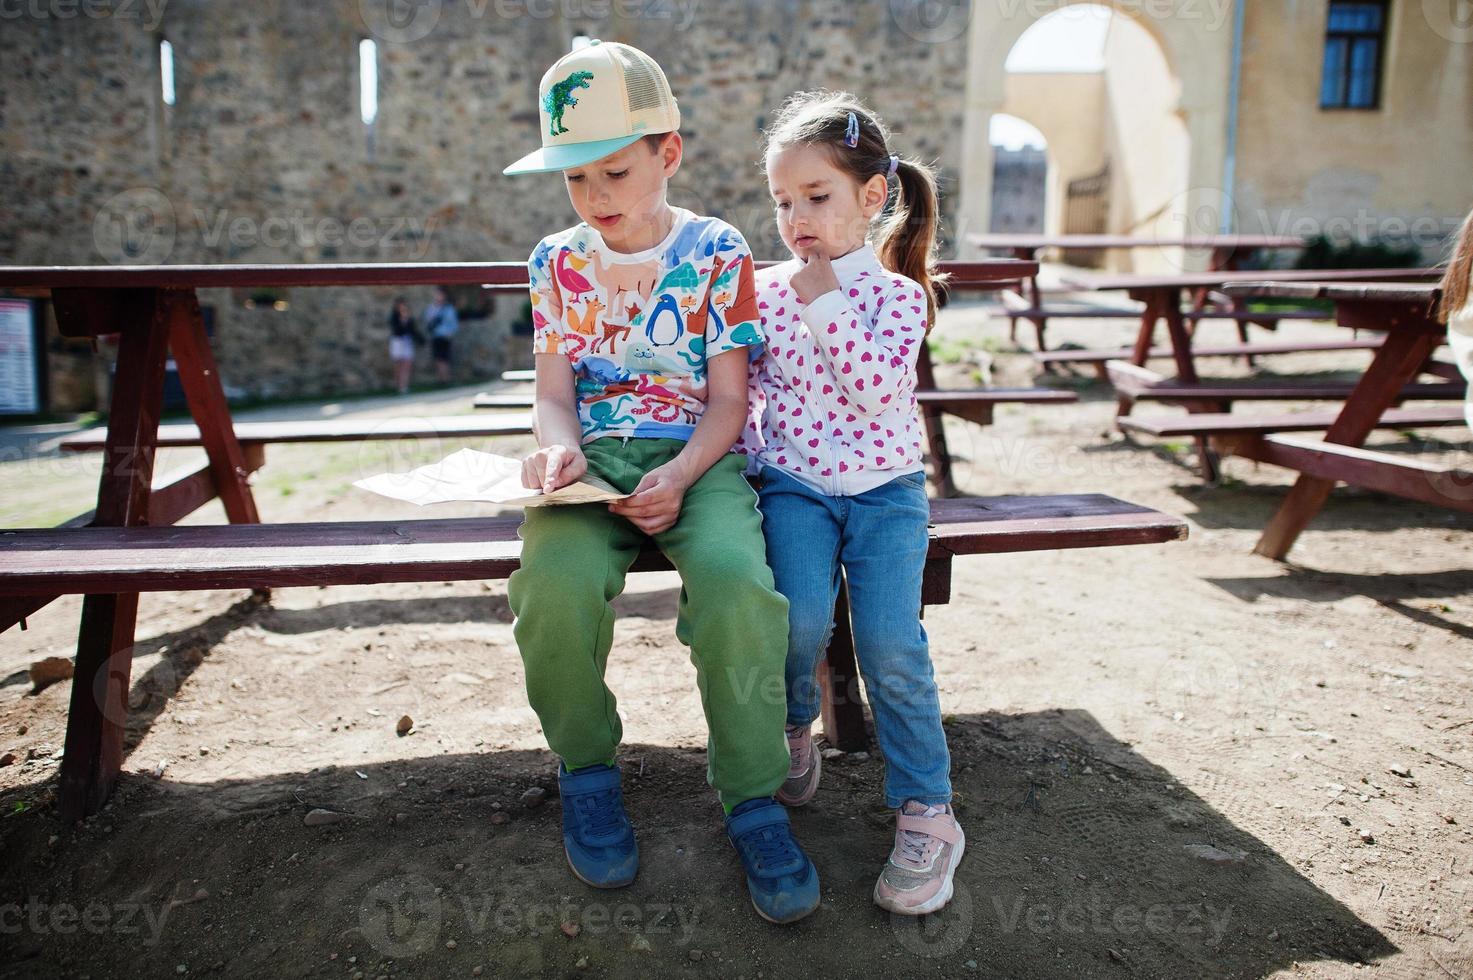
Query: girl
[[740, 90, 962, 915], [1439, 208, 1473, 430], [387, 297, 422, 395]]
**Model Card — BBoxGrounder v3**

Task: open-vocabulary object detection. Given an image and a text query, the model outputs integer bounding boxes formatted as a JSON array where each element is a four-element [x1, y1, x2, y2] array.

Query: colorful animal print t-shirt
[[528, 207, 763, 443]]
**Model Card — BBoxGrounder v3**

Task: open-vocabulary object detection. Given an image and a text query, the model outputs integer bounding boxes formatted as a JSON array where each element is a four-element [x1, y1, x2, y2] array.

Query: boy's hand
[[522, 443, 587, 494], [791, 248, 841, 306], [608, 460, 694, 535]]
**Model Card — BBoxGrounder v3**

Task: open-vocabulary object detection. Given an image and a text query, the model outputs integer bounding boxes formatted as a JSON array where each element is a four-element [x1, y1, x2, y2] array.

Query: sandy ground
[[1, 299, 1471, 979]]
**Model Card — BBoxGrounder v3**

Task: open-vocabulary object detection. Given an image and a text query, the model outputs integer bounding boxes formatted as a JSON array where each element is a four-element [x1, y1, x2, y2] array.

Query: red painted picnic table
[[967, 234, 1307, 351], [1060, 267, 1442, 385], [1218, 281, 1470, 560]]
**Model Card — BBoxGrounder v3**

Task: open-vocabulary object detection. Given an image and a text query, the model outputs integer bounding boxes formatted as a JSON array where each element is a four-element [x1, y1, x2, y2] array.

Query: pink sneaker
[[775, 724, 821, 807], [873, 801, 965, 915]]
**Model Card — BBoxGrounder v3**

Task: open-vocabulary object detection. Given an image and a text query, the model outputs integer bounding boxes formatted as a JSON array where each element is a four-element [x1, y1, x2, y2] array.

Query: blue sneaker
[[725, 797, 821, 924], [557, 763, 638, 888]]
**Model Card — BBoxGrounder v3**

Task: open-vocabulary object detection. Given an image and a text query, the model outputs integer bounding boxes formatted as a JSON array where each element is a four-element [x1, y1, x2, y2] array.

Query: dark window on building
[[1320, 2, 1387, 109]]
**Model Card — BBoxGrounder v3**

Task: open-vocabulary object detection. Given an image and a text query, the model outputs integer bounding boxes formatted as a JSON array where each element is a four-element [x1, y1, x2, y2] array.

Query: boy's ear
[[660, 131, 683, 180]]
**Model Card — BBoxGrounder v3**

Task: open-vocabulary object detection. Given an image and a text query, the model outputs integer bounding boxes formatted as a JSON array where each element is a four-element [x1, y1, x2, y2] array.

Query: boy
[[502, 39, 819, 925]]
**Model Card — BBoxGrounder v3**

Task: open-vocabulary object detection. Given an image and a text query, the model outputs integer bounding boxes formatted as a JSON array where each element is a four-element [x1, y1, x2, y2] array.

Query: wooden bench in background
[[1106, 359, 1465, 482], [1119, 404, 1467, 482], [1035, 336, 1387, 380]]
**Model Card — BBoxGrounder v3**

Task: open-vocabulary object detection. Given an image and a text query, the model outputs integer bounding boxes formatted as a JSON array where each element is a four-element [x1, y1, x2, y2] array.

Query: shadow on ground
[[0, 709, 1395, 979]]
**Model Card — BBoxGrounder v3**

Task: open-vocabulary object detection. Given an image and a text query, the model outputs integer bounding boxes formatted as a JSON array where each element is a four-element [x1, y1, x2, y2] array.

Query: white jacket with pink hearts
[[737, 243, 928, 497]]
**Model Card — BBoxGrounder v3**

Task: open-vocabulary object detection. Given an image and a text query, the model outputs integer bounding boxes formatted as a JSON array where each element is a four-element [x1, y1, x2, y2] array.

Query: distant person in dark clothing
[[388, 296, 423, 394], [424, 286, 460, 383]]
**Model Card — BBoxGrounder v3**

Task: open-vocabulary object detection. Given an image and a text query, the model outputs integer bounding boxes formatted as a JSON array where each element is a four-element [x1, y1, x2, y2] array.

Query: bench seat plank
[[0, 494, 1187, 598], [1106, 361, 1464, 403], [1036, 337, 1384, 366], [1119, 404, 1467, 437], [1227, 434, 1473, 512]]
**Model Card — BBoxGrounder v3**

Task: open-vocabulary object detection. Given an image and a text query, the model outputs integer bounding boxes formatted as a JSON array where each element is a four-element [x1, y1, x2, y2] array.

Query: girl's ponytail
[[1438, 208, 1473, 323], [876, 158, 948, 329]]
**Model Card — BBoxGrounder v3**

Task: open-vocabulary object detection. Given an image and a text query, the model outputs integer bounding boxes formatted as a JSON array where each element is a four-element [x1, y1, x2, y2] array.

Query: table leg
[[916, 343, 958, 497], [1254, 323, 1443, 560], [166, 289, 260, 524], [819, 579, 867, 751], [57, 290, 168, 823], [1118, 289, 1164, 418], [1162, 293, 1199, 384], [1019, 247, 1048, 351]]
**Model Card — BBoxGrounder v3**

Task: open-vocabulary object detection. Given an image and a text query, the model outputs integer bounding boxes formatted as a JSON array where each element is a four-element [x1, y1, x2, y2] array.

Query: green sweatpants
[[507, 437, 790, 807]]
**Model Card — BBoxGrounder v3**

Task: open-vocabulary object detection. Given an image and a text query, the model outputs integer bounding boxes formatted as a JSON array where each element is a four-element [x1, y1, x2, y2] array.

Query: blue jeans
[[756, 466, 952, 808]]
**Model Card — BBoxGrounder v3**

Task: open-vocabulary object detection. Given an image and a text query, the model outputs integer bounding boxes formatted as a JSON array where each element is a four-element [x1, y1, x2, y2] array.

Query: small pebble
[[303, 808, 346, 827], [473, 968, 483, 977], [689, 949, 704, 962], [397, 715, 414, 736], [489, 812, 510, 825], [561, 921, 580, 938], [446, 939, 457, 950], [1388, 764, 1411, 778], [521, 787, 548, 809]]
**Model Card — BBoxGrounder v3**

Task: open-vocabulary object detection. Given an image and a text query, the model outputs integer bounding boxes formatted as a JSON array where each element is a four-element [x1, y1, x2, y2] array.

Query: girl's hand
[[522, 443, 587, 493], [608, 460, 694, 535], [791, 248, 841, 306]]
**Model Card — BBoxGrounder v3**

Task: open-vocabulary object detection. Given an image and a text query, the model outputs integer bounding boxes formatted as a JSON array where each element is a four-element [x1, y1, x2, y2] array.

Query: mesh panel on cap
[[611, 45, 668, 113]]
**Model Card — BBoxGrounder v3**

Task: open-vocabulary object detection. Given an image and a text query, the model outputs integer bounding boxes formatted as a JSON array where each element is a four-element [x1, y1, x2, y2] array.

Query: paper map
[[354, 448, 626, 508]]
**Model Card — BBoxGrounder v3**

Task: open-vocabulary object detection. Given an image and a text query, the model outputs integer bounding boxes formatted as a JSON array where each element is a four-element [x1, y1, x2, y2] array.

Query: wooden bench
[[0, 493, 1188, 820], [1107, 359, 1465, 481], [1107, 360, 1464, 412], [1213, 434, 1473, 512], [1118, 404, 1468, 439], [57, 414, 534, 452], [1119, 404, 1467, 482], [1035, 336, 1386, 380]]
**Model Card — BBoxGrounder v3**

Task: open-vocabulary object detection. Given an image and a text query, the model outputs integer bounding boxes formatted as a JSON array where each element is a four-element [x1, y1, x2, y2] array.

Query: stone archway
[[957, 1, 1235, 267]]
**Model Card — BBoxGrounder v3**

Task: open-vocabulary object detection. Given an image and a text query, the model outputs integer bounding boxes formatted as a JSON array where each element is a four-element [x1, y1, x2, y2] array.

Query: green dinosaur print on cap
[[543, 70, 594, 136]]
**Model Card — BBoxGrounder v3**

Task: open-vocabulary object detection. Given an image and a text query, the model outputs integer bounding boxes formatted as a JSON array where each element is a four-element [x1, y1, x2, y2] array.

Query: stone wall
[[0, 0, 968, 405]]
